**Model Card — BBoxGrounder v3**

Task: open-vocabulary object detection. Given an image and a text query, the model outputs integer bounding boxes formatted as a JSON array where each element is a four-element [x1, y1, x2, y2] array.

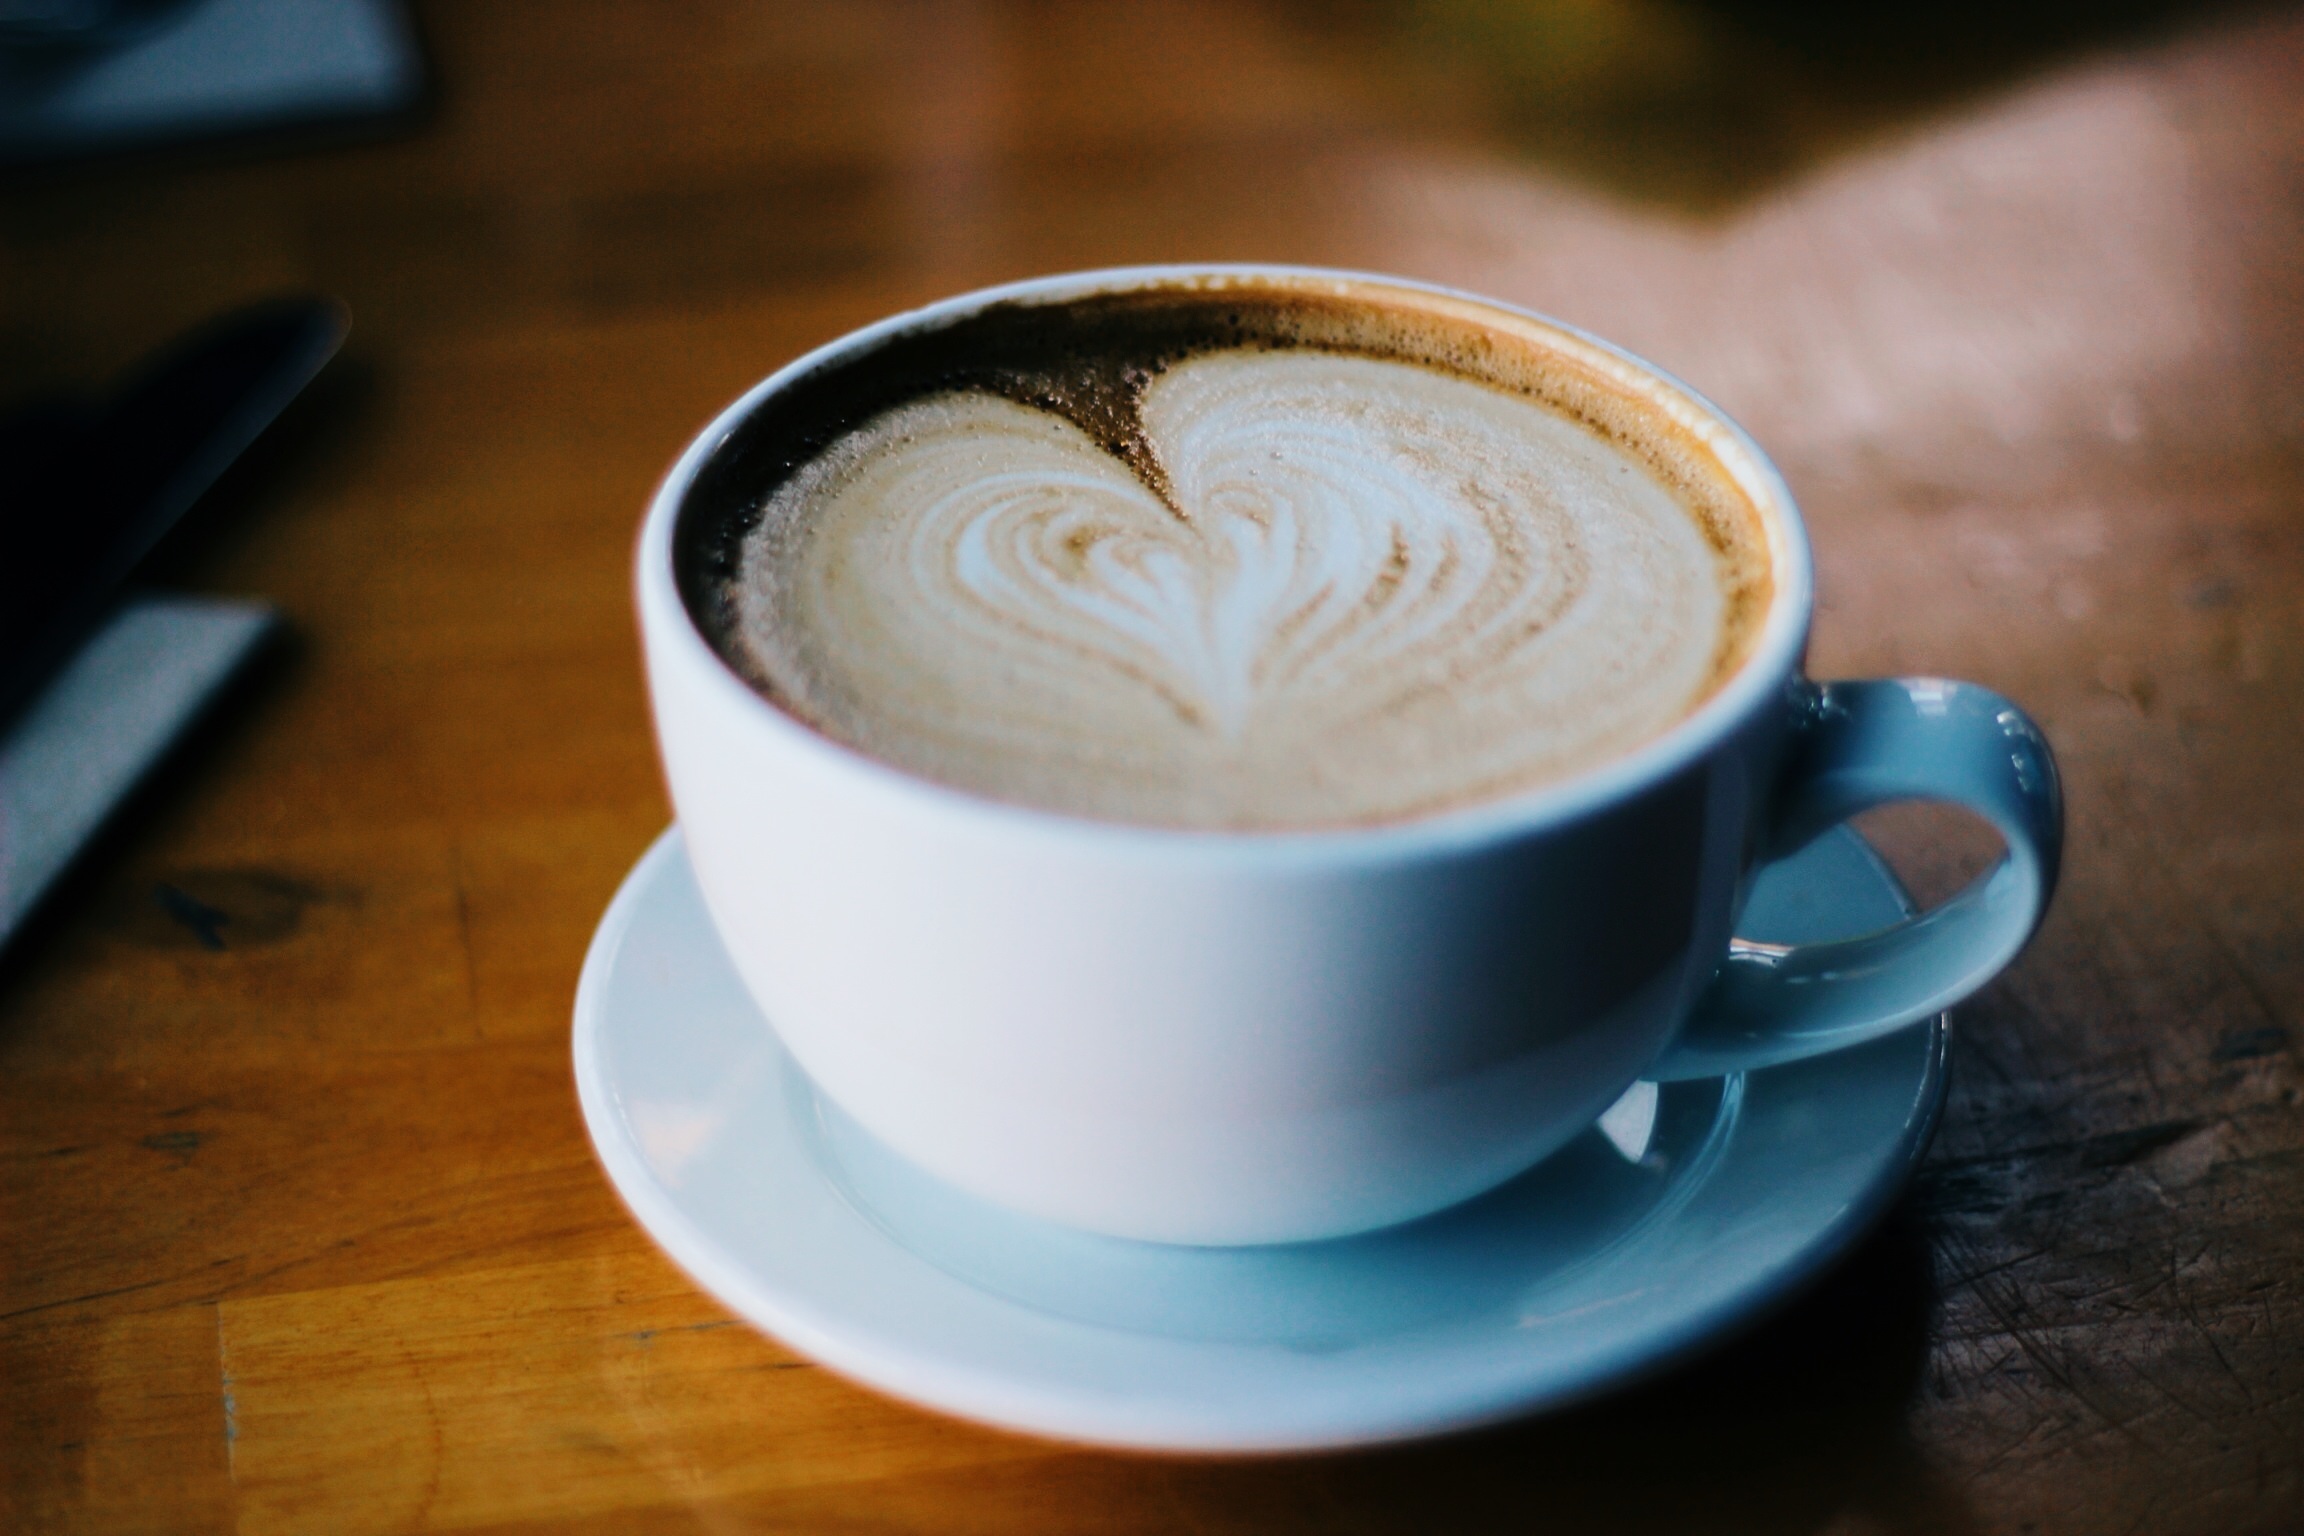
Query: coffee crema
[[681, 277, 1772, 830]]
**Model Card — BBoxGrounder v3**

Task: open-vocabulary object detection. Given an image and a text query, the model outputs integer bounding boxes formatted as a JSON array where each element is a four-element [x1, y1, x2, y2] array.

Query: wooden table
[[5, 3, 2301, 1530]]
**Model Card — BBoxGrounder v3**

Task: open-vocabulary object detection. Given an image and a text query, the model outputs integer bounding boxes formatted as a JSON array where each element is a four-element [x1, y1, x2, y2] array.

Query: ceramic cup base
[[574, 823, 1947, 1452]]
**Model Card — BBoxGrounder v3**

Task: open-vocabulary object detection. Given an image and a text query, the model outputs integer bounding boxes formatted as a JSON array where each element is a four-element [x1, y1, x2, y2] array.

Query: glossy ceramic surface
[[574, 824, 1948, 1452], [639, 267, 2048, 1246]]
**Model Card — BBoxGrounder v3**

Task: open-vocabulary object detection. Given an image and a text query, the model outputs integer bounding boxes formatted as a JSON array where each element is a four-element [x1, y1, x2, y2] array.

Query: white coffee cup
[[636, 266, 2062, 1246]]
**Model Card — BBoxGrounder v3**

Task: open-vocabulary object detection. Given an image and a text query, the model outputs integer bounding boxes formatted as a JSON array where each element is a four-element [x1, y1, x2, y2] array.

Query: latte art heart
[[735, 348, 1738, 829]]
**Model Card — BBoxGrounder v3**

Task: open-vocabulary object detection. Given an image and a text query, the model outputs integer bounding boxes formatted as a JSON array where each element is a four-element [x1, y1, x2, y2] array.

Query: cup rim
[[638, 263, 1814, 862]]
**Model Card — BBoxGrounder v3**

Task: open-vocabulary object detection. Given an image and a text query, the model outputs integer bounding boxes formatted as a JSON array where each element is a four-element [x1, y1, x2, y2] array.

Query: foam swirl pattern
[[734, 349, 1732, 830]]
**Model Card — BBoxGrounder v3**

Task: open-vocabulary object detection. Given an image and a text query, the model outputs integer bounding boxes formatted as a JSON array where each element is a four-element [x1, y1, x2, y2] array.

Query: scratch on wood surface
[[1915, 1117, 2210, 1220], [1959, 1404, 2060, 1486], [2, 1143, 88, 1161], [2121, 1243, 2215, 1312], [1959, 1267, 2166, 1459], [2213, 1025, 2291, 1062], [447, 839, 480, 1022], [618, 1319, 738, 1347], [0, 1276, 171, 1324], [413, 1346, 444, 1527], [2192, 1302, 2257, 1411], [1942, 1245, 2054, 1290], [2080, 1119, 2208, 1168], [217, 1308, 238, 1487]]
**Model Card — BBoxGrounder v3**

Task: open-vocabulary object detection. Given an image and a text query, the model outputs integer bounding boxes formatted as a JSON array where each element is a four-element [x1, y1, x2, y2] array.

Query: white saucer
[[574, 825, 1947, 1453]]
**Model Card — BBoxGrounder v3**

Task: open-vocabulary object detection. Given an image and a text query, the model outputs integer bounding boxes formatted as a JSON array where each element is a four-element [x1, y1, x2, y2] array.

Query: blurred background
[[4, 3, 2301, 1533]]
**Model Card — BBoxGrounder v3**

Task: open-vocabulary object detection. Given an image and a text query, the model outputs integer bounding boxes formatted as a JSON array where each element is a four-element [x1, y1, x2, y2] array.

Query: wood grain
[[4, 2, 2300, 1530]]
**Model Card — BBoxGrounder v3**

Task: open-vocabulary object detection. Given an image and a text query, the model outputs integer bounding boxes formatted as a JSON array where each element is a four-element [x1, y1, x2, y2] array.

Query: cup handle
[[1649, 678, 2063, 1082]]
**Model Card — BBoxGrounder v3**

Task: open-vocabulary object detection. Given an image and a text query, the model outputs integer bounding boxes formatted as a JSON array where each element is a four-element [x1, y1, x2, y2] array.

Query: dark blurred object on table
[[0, 296, 343, 727], [0, 0, 423, 168], [0, 297, 344, 952], [0, 0, 193, 53]]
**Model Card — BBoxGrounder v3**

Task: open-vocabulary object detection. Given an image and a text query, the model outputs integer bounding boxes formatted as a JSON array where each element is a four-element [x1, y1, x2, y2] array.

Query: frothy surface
[[728, 343, 1754, 830]]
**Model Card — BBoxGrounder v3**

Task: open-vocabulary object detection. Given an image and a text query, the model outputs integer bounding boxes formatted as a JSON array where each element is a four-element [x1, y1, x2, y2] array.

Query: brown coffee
[[679, 275, 1772, 830]]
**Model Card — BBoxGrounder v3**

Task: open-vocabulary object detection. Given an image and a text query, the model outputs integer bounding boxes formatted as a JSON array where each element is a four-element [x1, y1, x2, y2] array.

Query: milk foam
[[734, 348, 1740, 829]]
